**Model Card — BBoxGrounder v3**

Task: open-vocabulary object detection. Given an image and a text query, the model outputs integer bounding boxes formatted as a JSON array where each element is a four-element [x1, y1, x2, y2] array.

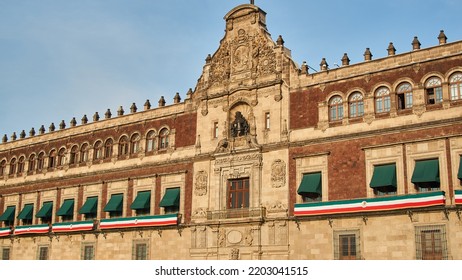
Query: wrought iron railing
[[206, 207, 266, 220]]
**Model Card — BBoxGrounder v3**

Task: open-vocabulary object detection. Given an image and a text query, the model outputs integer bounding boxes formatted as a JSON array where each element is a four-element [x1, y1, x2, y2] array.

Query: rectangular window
[[415, 225, 447, 260], [265, 112, 270, 130], [334, 230, 360, 260], [227, 178, 250, 209], [134, 243, 148, 260], [159, 188, 180, 214], [2, 248, 10, 260], [82, 244, 94, 260], [213, 122, 219, 139], [38, 246, 49, 260]]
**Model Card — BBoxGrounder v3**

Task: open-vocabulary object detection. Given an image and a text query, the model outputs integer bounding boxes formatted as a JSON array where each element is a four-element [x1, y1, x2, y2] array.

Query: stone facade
[[1, 4, 462, 260]]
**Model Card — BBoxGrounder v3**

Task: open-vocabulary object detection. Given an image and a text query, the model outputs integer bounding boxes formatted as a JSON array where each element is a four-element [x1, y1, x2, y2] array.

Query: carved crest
[[271, 159, 286, 188], [194, 171, 208, 196]]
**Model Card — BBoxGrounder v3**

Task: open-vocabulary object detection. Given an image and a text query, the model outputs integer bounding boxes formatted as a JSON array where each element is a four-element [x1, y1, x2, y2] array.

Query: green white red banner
[[100, 214, 178, 230], [295, 191, 446, 217], [52, 221, 94, 233], [14, 224, 50, 235]]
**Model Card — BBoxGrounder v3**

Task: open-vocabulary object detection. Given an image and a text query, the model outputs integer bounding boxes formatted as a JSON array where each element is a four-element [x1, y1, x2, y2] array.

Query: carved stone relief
[[271, 159, 286, 188], [229, 248, 240, 260], [194, 171, 208, 196]]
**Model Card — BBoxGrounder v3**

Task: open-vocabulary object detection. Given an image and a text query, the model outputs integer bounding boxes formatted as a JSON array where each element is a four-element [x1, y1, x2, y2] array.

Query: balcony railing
[[206, 207, 266, 220]]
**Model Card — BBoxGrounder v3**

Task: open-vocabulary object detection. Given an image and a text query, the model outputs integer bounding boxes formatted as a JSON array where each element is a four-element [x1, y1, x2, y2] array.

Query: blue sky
[[1, 0, 461, 139]]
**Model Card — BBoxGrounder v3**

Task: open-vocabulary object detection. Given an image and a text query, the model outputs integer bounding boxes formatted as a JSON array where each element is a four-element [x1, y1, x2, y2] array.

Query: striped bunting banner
[[52, 221, 94, 233], [0, 227, 11, 237], [455, 190, 462, 205], [100, 214, 178, 230], [295, 191, 446, 217], [14, 224, 50, 235]]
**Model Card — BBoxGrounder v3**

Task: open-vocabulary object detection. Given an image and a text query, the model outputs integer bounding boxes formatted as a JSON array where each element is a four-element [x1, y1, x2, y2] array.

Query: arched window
[[396, 82, 413, 110], [17, 156, 25, 174], [104, 139, 113, 159], [58, 148, 66, 166], [329, 96, 344, 121], [48, 150, 57, 168], [375, 87, 391, 113], [28, 154, 36, 172], [450, 72, 462, 100], [130, 133, 141, 154], [159, 128, 169, 149], [425, 77, 443, 104], [119, 136, 129, 156], [146, 131, 156, 152], [80, 144, 89, 163], [69, 145, 78, 165], [348, 92, 364, 118], [37, 152, 45, 171], [9, 158, 17, 175], [93, 141, 103, 160], [0, 160, 6, 176]]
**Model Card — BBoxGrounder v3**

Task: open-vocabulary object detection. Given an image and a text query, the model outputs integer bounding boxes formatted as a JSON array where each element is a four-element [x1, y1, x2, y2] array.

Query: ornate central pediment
[[197, 4, 279, 93]]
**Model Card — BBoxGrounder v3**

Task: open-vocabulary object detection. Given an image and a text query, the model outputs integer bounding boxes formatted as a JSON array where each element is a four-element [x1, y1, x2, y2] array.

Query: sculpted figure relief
[[230, 111, 249, 137]]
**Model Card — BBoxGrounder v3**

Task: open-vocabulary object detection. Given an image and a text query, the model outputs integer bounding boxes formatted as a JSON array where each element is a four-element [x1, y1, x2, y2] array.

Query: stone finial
[[29, 127, 36, 137], [173, 92, 181, 104], [205, 54, 212, 64], [130, 103, 137, 113], [144, 99, 151, 110], [70, 117, 77, 127], [117, 106, 124, 116], [39, 125, 45, 134], [387, 42, 396, 56], [364, 48, 372, 61], [341, 53, 350, 66], [49, 123, 55, 132], [276, 35, 284, 46], [20, 130, 26, 139], [412, 36, 421, 50], [320, 58, 328, 71], [438, 30, 447, 45], [11, 132, 17, 141], [300, 61, 308, 74], [158, 96, 166, 107], [81, 115, 88, 124], [59, 120, 66, 130], [2, 134, 7, 143], [93, 112, 100, 122], [105, 109, 112, 119], [187, 88, 193, 98]]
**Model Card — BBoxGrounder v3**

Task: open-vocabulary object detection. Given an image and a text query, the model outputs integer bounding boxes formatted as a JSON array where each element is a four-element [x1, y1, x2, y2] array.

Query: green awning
[[297, 173, 322, 195], [0, 206, 15, 222], [159, 188, 180, 207], [56, 199, 74, 216], [411, 159, 440, 183], [370, 164, 397, 188], [104, 194, 123, 212], [130, 191, 151, 210], [17, 204, 34, 220], [79, 197, 98, 215], [458, 156, 462, 180], [36, 202, 53, 218]]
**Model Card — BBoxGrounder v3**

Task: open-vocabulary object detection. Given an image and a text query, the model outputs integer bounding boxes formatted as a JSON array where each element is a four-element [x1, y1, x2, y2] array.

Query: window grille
[[38, 246, 49, 260], [415, 225, 448, 260], [2, 248, 10, 260], [133, 242, 148, 260], [81, 244, 95, 260], [333, 230, 361, 260]]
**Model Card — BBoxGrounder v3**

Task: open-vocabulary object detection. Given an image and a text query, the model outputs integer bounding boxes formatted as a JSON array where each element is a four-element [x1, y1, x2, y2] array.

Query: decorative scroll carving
[[194, 171, 208, 196], [271, 159, 286, 188], [192, 208, 207, 218], [218, 228, 226, 247], [244, 228, 253, 246]]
